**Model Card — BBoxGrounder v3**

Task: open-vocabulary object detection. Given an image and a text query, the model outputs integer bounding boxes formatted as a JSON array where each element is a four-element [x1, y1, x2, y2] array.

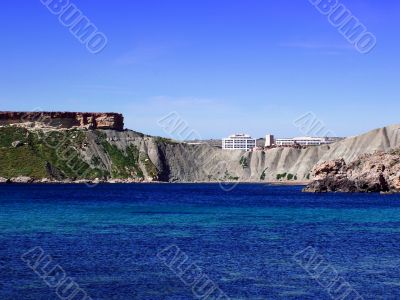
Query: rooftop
[[227, 133, 253, 139]]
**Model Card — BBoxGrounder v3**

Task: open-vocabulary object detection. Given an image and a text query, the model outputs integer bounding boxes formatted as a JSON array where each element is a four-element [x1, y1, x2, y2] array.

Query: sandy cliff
[[73, 123, 400, 183], [151, 124, 400, 182]]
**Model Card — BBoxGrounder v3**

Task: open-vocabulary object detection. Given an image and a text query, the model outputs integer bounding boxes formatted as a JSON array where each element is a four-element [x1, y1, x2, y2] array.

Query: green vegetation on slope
[[154, 136, 178, 145], [260, 168, 267, 180], [276, 173, 287, 180], [140, 152, 158, 180], [0, 146, 48, 178], [239, 156, 249, 169], [0, 127, 160, 180], [30, 130, 107, 179], [96, 131, 144, 179], [0, 127, 107, 179], [223, 170, 239, 181], [276, 172, 298, 181], [0, 126, 27, 147]]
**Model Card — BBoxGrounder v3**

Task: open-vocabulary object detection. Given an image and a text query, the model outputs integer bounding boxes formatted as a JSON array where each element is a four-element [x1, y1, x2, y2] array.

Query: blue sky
[[0, 0, 399, 139]]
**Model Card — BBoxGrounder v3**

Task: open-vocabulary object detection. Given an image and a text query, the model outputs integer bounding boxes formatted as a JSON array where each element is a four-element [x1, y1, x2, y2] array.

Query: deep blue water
[[1, 184, 400, 299]]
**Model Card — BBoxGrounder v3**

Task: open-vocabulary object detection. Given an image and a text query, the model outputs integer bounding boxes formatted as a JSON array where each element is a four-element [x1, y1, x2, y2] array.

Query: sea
[[1, 183, 400, 300]]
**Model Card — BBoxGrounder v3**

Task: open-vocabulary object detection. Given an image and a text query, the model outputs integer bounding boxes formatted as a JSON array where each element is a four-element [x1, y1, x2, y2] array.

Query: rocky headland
[[303, 149, 400, 193]]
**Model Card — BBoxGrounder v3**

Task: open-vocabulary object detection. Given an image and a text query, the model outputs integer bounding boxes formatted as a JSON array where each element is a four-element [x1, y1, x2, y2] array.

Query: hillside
[[0, 123, 399, 183]]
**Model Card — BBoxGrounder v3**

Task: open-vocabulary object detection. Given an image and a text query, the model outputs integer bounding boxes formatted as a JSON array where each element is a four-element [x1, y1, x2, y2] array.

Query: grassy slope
[[0, 127, 106, 179], [97, 132, 143, 179], [0, 147, 48, 178], [0, 127, 47, 178], [0, 127, 157, 180]]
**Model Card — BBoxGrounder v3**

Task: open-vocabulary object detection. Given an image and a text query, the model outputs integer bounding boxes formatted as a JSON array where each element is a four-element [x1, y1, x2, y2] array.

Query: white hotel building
[[222, 134, 256, 150], [274, 136, 334, 146]]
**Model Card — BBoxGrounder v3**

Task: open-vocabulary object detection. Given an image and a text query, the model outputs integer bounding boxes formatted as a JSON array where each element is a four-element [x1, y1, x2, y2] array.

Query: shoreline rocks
[[10, 176, 34, 184], [304, 149, 400, 193], [0, 177, 306, 185], [0, 177, 149, 185], [0, 177, 9, 184]]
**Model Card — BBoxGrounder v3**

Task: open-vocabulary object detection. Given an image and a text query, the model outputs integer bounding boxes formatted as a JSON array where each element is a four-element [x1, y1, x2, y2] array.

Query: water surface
[[1, 184, 400, 299]]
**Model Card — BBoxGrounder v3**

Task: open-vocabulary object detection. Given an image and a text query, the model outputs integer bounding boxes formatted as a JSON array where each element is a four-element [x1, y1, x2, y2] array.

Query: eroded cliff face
[[0, 111, 124, 130], [152, 124, 400, 183], [93, 124, 400, 183], [0, 122, 399, 183], [74, 123, 400, 183]]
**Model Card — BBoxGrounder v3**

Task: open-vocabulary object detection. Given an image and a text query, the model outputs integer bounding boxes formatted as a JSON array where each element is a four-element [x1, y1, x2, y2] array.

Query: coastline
[[0, 177, 310, 186]]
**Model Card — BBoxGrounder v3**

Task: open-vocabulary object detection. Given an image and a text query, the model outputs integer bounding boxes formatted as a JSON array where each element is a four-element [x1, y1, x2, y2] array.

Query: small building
[[222, 134, 256, 150], [264, 134, 275, 147]]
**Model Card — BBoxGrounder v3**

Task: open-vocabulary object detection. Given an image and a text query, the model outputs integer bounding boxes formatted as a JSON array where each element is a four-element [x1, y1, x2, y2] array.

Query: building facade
[[275, 136, 335, 146], [222, 134, 256, 150]]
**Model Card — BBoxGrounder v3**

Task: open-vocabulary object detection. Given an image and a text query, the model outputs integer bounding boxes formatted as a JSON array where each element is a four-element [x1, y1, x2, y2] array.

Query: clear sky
[[0, 0, 399, 139]]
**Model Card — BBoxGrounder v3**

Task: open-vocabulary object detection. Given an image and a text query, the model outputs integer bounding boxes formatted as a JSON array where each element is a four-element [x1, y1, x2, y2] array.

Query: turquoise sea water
[[1, 184, 400, 299]]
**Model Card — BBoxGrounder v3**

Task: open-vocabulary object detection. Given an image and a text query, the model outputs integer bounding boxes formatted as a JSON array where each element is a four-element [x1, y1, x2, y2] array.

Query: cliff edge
[[0, 111, 124, 131]]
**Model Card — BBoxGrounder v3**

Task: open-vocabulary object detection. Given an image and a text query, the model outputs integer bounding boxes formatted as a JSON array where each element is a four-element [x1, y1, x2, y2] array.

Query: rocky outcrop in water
[[0, 111, 124, 130], [303, 149, 400, 193]]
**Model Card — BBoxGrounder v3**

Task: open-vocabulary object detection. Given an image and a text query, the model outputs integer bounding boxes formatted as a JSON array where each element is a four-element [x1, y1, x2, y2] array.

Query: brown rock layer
[[0, 111, 124, 130], [303, 149, 400, 193]]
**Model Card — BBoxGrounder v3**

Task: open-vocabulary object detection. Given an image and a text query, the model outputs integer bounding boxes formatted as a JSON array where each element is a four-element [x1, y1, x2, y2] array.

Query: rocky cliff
[[0, 119, 399, 183], [0, 111, 124, 130], [303, 149, 400, 193]]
